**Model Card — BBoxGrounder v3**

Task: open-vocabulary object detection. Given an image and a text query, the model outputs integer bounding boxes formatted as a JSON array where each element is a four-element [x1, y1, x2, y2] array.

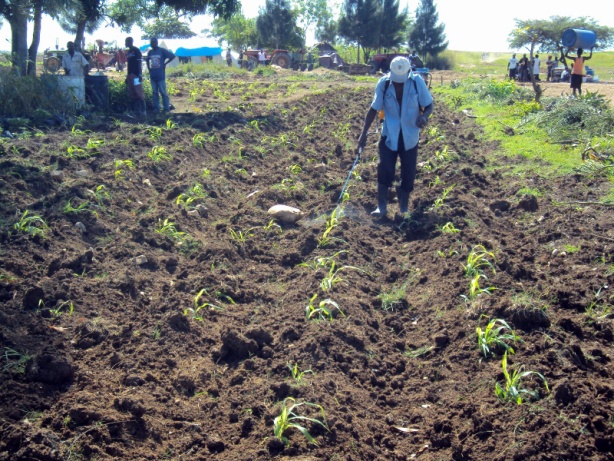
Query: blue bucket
[[561, 29, 596, 49]]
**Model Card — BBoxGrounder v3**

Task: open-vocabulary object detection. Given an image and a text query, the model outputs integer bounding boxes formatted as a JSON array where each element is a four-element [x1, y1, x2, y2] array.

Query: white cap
[[389, 56, 411, 83]]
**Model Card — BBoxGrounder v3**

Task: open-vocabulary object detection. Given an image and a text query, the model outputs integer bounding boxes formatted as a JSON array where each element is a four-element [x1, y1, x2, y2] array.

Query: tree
[[408, 0, 447, 62], [57, 0, 105, 51], [108, 0, 240, 31], [508, 16, 614, 53], [376, 0, 409, 50], [141, 6, 196, 38], [0, 0, 31, 75], [256, 0, 304, 50], [508, 17, 614, 102], [206, 12, 259, 50], [291, 0, 333, 42], [338, 0, 381, 63]]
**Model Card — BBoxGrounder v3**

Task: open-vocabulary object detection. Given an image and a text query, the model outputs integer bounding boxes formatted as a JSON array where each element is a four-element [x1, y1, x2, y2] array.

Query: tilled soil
[[0, 70, 613, 461]]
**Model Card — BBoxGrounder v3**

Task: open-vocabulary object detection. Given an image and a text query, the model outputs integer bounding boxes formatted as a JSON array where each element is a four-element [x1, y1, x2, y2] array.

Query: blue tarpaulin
[[175, 46, 222, 57]]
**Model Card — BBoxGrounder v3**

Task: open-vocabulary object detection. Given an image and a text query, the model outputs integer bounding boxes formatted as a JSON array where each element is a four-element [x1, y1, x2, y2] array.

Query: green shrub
[[108, 77, 152, 112], [0, 70, 78, 118]]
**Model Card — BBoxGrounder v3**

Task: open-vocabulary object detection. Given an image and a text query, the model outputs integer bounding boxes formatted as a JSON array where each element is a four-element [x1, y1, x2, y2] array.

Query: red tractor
[[368, 52, 431, 88], [241, 49, 314, 71]]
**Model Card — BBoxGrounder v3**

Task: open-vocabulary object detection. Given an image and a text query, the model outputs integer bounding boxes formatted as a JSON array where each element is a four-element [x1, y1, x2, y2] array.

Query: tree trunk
[[74, 21, 87, 51], [27, 1, 43, 76], [10, 13, 28, 76], [528, 42, 543, 103]]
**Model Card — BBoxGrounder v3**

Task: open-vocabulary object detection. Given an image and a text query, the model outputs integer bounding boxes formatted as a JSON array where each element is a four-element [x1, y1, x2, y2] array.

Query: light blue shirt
[[370, 73, 433, 151]]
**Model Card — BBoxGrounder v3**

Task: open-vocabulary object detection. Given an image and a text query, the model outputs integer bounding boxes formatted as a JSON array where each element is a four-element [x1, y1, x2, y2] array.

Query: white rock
[[135, 255, 148, 265], [143, 179, 152, 187], [75, 169, 89, 177], [268, 204, 304, 223], [75, 222, 87, 233], [187, 210, 199, 217], [314, 163, 327, 173]]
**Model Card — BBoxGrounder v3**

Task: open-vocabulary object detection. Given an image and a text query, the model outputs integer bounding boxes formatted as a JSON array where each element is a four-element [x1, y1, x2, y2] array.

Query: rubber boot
[[371, 184, 388, 217], [397, 187, 410, 214]]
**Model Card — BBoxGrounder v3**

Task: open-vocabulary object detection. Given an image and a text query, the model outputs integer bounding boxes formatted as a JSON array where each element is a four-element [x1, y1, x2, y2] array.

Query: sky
[[0, 0, 613, 53]]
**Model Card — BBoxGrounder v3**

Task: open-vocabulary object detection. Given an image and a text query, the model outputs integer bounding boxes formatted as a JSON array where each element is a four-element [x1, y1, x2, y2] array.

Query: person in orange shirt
[[564, 47, 594, 97]]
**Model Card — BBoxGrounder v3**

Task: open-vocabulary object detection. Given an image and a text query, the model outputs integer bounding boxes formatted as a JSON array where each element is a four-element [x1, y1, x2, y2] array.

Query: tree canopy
[[206, 12, 259, 50], [338, 0, 381, 62], [508, 16, 614, 54], [408, 0, 448, 61], [256, 0, 304, 50], [141, 6, 196, 39]]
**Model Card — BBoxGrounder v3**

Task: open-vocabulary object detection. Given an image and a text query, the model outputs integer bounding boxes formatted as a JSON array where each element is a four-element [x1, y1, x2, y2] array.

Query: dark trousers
[[378, 134, 418, 192]]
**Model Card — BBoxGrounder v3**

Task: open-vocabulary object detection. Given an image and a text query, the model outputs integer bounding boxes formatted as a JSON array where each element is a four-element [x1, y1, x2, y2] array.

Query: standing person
[[61, 41, 89, 76], [565, 47, 594, 97], [226, 48, 232, 67], [546, 55, 554, 81], [125, 36, 146, 116], [518, 54, 528, 82], [532, 53, 540, 81], [258, 49, 267, 66], [146, 37, 176, 113], [409, 50, 418, 69], [507, 53, 518, 80], [357, 56, 433, 219]]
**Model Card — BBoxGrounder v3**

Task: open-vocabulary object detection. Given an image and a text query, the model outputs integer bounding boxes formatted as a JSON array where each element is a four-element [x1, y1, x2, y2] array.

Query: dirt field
[[0, 68, 613, 461]]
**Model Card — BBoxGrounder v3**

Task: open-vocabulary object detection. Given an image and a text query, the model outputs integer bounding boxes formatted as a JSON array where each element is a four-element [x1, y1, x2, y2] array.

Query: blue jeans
[[151, 78, 170, 112], [377, 135, 418, 192]]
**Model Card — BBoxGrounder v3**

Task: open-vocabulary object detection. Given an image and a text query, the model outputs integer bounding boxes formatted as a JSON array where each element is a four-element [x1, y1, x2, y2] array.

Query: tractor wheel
[[271, 52, 291, 69], [44, 56, 61, 73], [247, 56, 258, 71], [368, 60, 379, 75]]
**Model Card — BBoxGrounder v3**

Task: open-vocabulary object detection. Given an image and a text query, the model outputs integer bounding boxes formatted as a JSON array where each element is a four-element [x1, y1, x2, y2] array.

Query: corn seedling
[[287, 362, 314, 384], [147, 126, 163, 141], [193, 133, 215, 147], [63, 199, 97, 216], [114, 159, 134, 180], [273, 397, 328, 446], [202, 168, 211, 178], [429, 175, 441, 188], [165, 118, 176, 130], [49, 300, 74, 318], [476, 318, 521, 358], [3, 348, 30, 374], [86, 138, 105, 150], [305, 294, 344, 321], [463, 273, 496, 301], [319, 261, 364, 292], [184, 289, 224, 321], [289, 164, 302, 175], [87, 185, 111, 206], [494, 352, 549, 405], [66, 144, 86, 158], [14, 211, 49, 237], [229, 227, 254, 244], [156, 218, 185, 243], [432, 184, 455, 209], [318, 208, 340, 247], [437, 222, 460, 234], [297, 251, 348, 271], [148, 146, 172, 163], [463, 245, 496, 279], [264, 219, 282, 235]]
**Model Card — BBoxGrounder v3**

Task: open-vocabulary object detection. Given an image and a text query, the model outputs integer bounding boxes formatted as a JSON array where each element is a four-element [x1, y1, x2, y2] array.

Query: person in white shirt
[[507, 53, 518, 80], [61, 41, 89, 77], [532, 54, 541, 81], [258, 49, 267, 66]]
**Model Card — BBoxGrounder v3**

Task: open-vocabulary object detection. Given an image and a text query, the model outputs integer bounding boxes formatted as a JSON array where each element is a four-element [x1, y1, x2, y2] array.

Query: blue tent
[[175, 46, 222, 58]]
